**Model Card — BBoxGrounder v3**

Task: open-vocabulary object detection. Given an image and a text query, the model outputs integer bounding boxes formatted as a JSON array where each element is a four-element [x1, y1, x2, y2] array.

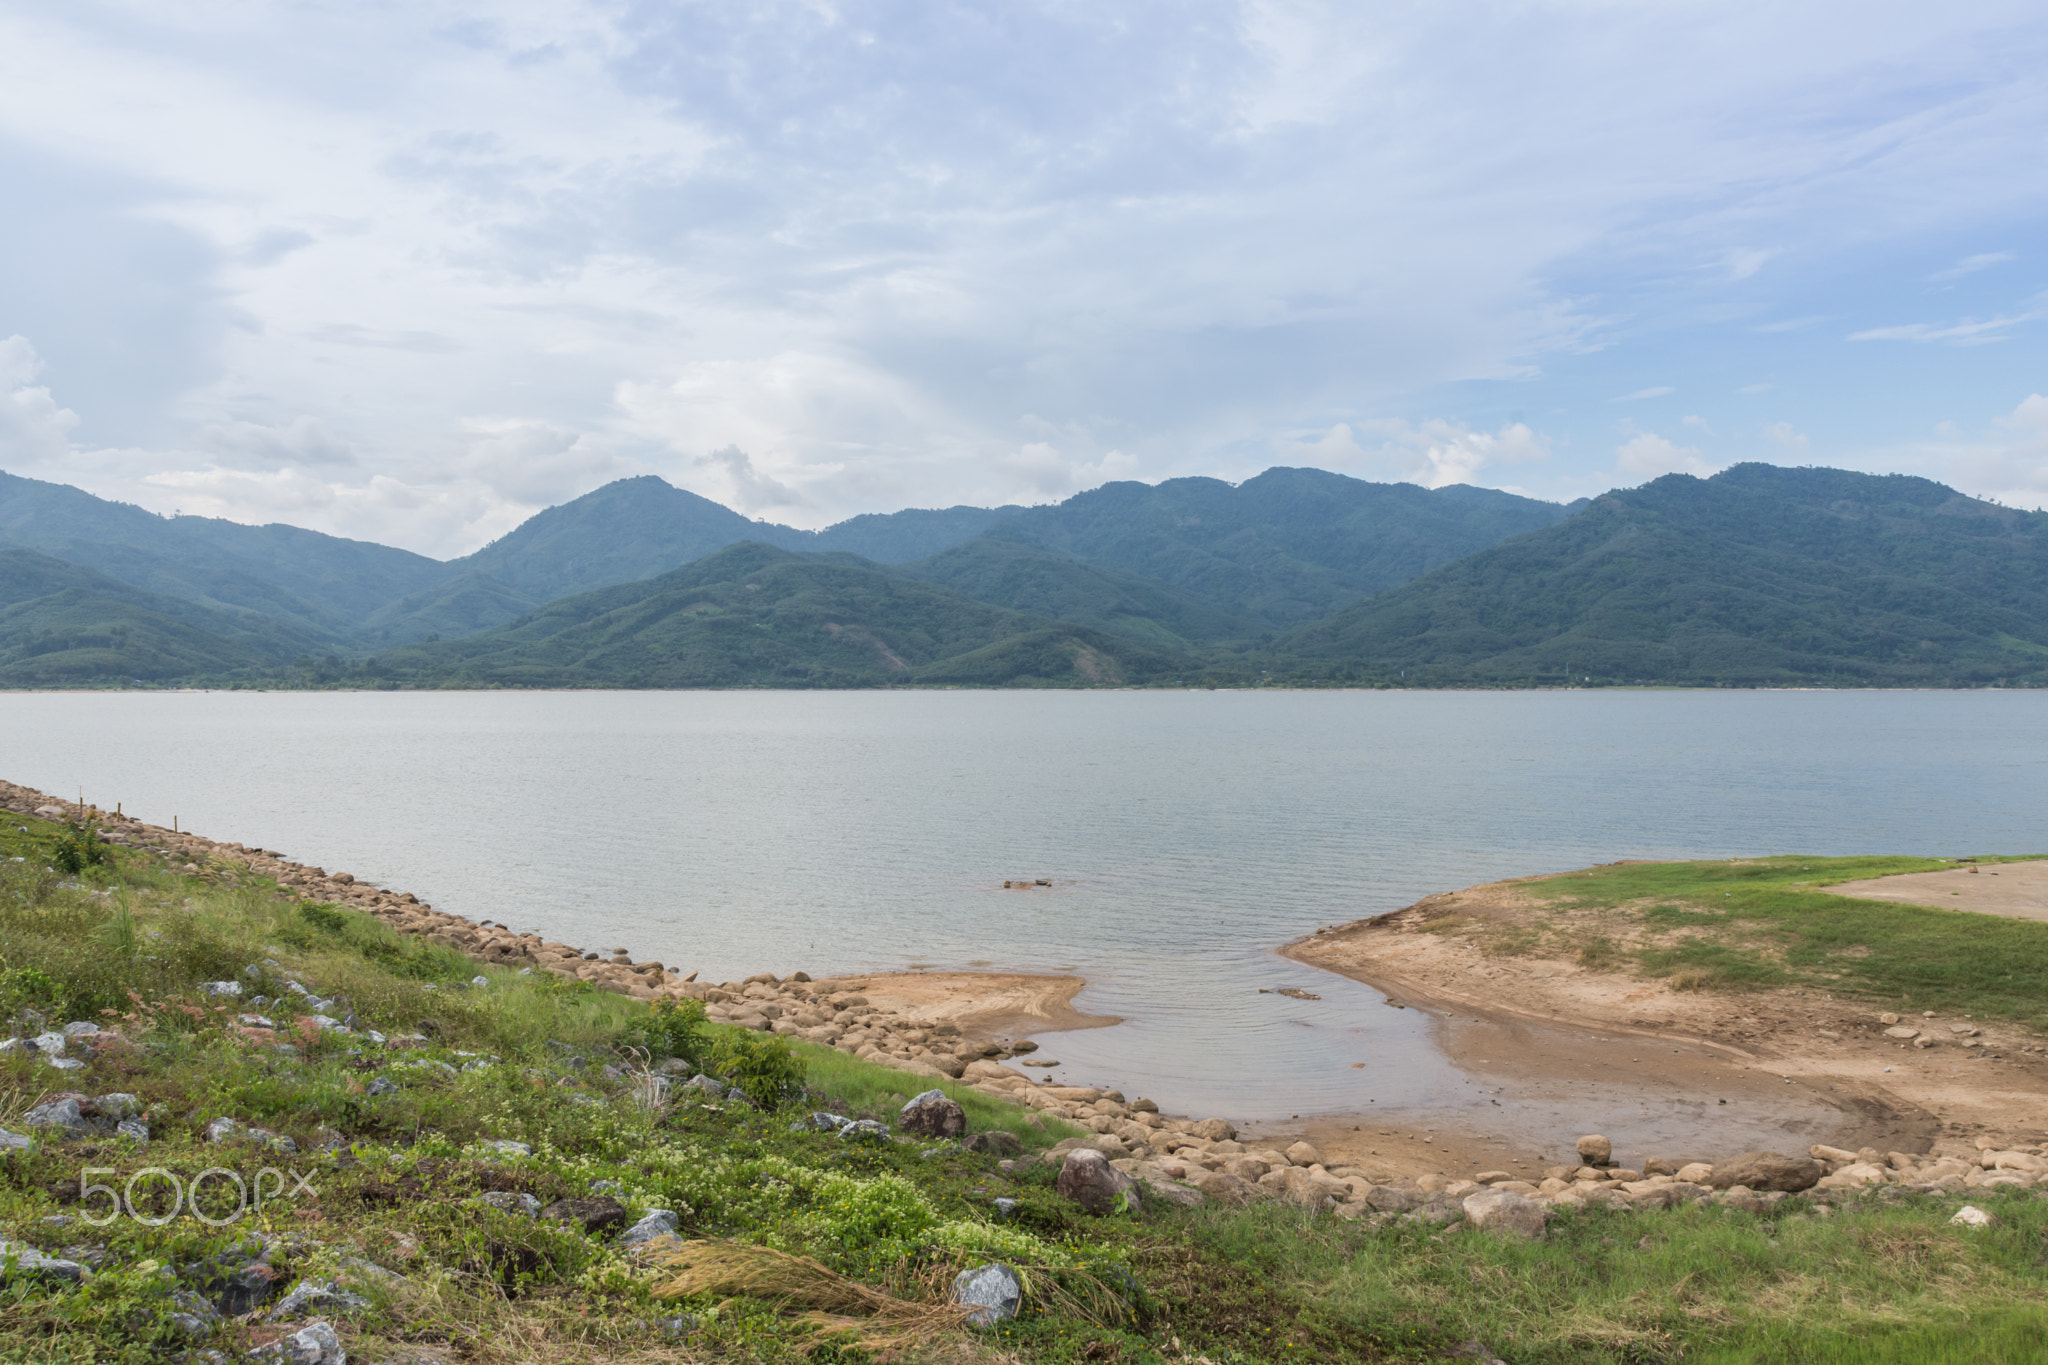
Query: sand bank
[[1282, 868, 2048, 1181]]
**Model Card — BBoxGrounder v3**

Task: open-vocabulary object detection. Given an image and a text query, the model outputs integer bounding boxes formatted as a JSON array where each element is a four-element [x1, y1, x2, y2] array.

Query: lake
[[2, 689, 2042, 1122]]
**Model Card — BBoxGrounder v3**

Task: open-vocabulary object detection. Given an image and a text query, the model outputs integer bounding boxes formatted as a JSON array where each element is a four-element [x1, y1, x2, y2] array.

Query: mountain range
[[1, 462, 2042, 689]]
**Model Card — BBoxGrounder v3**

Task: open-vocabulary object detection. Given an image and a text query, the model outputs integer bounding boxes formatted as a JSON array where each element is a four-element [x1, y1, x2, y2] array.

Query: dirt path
[[1827, 859, 2048, 921], [1279, 872, 2048, 1179]]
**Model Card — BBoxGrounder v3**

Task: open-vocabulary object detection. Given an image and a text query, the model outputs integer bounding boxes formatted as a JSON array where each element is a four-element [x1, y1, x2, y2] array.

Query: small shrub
[[47, 819, 111, 876], [709, 1030, 808, 1109]]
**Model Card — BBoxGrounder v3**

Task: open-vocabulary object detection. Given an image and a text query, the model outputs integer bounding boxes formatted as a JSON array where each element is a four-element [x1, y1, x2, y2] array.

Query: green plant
[[707, 1030, 809, 1109], [47, 818, 111, 876], [622, 994, 710, 1064]]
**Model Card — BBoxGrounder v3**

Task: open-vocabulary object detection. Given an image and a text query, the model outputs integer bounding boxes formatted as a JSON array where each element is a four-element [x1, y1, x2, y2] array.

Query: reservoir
[[2, 688, 2042, 1122]]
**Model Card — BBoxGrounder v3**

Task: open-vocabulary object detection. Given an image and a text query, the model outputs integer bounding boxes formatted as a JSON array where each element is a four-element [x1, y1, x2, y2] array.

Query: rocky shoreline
[[13, 778, 2046, 1234]]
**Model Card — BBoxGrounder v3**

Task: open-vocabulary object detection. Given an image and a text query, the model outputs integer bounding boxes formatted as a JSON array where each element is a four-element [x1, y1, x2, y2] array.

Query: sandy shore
[[808, 971, 1119, 1041], [1282, 868, 2048, 1181]]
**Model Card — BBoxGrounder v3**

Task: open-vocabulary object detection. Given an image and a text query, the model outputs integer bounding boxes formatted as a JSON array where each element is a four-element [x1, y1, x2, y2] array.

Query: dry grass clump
[[650, 1239, 972, 1347]]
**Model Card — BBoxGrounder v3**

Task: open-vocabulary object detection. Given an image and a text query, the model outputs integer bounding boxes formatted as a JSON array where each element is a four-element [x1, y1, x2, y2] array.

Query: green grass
[[4, 819, 2048, 1362], [1528, 855, 2048, 1023]]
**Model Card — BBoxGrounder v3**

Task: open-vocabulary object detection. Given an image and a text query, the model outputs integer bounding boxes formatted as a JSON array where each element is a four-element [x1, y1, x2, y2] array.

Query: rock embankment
[[0, 782, 687, 1001]]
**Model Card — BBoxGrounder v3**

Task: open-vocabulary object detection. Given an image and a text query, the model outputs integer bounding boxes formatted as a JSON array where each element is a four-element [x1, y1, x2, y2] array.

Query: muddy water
[[3, 688, 2043, 1150]]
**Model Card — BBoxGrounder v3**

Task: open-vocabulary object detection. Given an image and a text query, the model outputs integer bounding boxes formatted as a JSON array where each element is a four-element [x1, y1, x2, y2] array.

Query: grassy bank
[[1513, 855, 2048, 1025], [4, 816, 2047, 1362]]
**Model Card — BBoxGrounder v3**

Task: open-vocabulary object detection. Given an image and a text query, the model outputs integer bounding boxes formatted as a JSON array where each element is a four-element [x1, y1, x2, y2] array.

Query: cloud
[[1927, 251, 2014, 283], [1764, 421, 1810, 455], [1848, 312, 2038, 345], [0, 335, 81, 466], [1612, 386, 1675, 403], [308, 325, 462, 354], [1276, 418, 1549, 489], [195, 416, 358, 470], [1719, 247, 1779, 280], [695, 444, 802, 513], [1616, 432, 1717, 481]]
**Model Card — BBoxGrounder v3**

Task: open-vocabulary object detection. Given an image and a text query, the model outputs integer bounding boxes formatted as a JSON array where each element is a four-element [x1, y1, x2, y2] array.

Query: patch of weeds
[[1637, 938, 1786, 990]]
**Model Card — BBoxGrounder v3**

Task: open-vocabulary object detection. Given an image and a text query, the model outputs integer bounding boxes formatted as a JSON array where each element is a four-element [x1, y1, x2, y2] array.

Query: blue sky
[[0, 0, 2044, 556]]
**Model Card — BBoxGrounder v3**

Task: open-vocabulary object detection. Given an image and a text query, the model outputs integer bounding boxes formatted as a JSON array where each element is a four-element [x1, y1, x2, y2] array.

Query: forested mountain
[[0, 547, 327, 685], [376, 542, 1190, 688], [982, 467, 1572, 625], [891, 539, 1268, 652], [449, 476, 1022, 605], [1282, 465, 2048, 686], [0, 470, 446, 639]]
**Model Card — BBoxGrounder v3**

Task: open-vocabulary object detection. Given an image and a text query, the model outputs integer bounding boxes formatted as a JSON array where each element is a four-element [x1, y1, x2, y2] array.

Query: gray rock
[[802, 1112, 852, 1133], [1055, 1149, 1140, 1216], [964, 1131, 1023, 1157], [484, 1139, 532, 1158], [27, 1032, 60, 1054], [899, 1089, 968, 1139], [0, 1239, 89, 1283], [681, 1074, 726, 1097], [0, 1128, 31, 1153], [23, 1098, 86, 1131], [202, 981, 244, 998], [477, 1192, 540, 1218], [208, 1117, 298, 1153], [657, 1314, 699, 1338], [253, 1319, 346, 1365], [365, 1078, 399, 1097], [1707, 1152, 1823, 1193], [1366, 1185, 1419, 1213], [992, 1197, 1019, 1220], [307, 1015, 350, 1033], [616, 1209, 681, 1248], [541, 1196, 630, 1234], [266, 1280, 371, 1322], [952, 1262, 1023, 1326], [169, 1287, 223, 1337], [1143, 1177, 1207, 1209], [1462, 1189, 1548, 1239], [115, 1119, 150, 1144], [840, 1119, 890, 1144], [94, 1093, 142, 1118], [61, 1021, 99, 1038], [44, 1057, 83, 1072], [240, 1014, 280, 1029], [587, 1178, 625, 1195]]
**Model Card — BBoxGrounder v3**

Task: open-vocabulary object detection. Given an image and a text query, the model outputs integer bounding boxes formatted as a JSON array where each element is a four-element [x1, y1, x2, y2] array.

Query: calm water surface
[[3, 690, 2042, 1122]]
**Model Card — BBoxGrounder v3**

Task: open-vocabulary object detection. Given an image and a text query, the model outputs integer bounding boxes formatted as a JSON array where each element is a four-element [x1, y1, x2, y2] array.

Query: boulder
[[1188, 1170, 1255, 1204], [1950, 1205, 1996, 1228], [477, 1192, 540, 1218], [266, 1280, 370, 1322], [1576, 1135, 1612, 1164], [1056, 1149, 1140, 1215], [1676, 1162, 1714, 1183], [1188, 1118, 1238, 1142], [952, 1262, 1023, 1326], [963, 1131, 1023, 1156], [541, 1196, 630, 1234], [253, 1320, 345, 1365], [1706, 1152, 1822, 1193], [1284, 1140, 1323, 1168], [1366, 1185, 1419, 1213], [898, 1089, 968, 1139], [22, 1098, 86, 1132], [0, 1239, 88, 1283], [1463, 1188, 1548, 1237], [617, 1209, 682, 1248], [1142, 1177, 1207, 1209]]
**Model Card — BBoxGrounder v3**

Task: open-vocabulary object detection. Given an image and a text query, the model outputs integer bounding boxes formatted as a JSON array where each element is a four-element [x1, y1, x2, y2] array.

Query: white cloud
[[1616, 432, 1717, 481], [1612, 386, 1675, 403], [1927, 251, 2015, 283], [1848, 312, 2039, 345], [1763, 421, 1810, 455], [195, 416, 358, 470], [0, 335, 81, 466], [1276, 418, 1549, 489]]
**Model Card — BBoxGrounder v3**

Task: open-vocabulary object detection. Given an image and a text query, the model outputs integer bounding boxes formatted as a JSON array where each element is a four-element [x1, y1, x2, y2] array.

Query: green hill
[[379, 542, 1193, 688], [1283, 464, 2048, 686], [0, 469, 445, 641], [450, 476, 1023, 606], [0, 547, 328, 684], [891, 538, 1269, 651], [986, 466, 1571, 626]]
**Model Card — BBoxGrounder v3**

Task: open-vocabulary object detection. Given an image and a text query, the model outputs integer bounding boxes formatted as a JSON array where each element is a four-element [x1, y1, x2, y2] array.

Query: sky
[[0, 0, 2045, 559]]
